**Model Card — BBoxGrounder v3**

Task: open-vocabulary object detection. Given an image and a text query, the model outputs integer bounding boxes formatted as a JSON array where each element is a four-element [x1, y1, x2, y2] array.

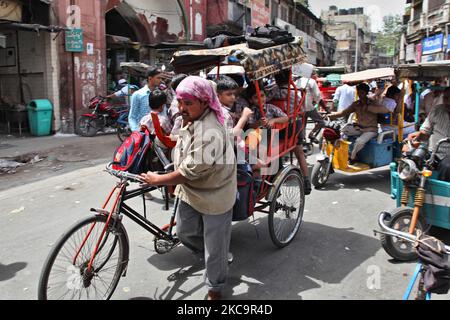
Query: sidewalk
[[0, 133, 120, 159], [0, 132, 121, 191]]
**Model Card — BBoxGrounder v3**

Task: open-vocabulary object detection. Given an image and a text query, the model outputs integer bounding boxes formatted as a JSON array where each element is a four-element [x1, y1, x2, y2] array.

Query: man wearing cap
[[128, 67, 163, 131], [107, 79, 139, 105]]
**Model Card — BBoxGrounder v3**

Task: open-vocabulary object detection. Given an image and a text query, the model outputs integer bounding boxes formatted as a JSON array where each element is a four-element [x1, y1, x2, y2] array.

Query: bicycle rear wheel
[[38, 215, 129, 300], [268, 168, 305, 248]]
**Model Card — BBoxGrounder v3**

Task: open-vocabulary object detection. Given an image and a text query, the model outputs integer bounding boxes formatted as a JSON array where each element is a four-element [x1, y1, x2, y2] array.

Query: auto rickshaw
[[311, 67, 401, 188], [378, 61, 450, 261]]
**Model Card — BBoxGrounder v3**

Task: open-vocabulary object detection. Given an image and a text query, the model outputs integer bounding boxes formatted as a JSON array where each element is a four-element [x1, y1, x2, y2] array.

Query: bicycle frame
[[75, 180, 179, 273], [403, 263, 431, 300]]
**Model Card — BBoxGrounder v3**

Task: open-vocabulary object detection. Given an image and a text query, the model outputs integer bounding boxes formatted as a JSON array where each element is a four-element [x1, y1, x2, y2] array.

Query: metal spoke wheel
[[38, 215, 129, 300], [268, 168, 305, 248]]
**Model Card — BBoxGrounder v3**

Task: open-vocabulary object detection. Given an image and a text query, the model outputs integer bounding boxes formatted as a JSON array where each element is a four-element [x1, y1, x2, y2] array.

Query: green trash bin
[[27, 99, 53, 136]]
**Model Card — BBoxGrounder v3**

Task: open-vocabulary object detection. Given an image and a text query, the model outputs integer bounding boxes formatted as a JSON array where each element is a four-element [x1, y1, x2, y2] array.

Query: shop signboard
[[447, 34, 450, 52], [405, 43, 416, 62], [65, 28, 83, 52], [422, 33, 443, 55]]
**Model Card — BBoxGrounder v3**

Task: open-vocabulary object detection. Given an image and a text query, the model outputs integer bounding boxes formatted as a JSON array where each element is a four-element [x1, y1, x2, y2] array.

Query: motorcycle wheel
[[311, 160, 331, 188], [380, 207, 428, 261], [76, 116, 98, 137]]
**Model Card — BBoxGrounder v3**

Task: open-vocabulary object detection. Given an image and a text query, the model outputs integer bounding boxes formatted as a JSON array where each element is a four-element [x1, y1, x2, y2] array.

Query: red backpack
[[112, 126, 153, 174]]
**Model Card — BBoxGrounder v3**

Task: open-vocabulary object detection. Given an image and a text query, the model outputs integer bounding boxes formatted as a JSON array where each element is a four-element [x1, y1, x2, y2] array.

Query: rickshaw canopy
[[316, 65, 347, 77], [340, 67, 395, 83], [120, 62, 151, 77], [171, 38, 307, 81], [395, 61, 450, 80], [207, 65, 245, 76]]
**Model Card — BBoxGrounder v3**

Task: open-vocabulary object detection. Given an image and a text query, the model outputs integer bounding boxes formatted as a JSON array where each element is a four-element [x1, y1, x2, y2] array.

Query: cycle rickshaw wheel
[[38, 215, 129, 300], [268, 168, 305, 248]]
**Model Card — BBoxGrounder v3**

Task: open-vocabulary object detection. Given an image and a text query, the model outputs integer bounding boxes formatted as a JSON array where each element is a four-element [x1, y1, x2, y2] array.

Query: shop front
[[0, 0, 63, 135]]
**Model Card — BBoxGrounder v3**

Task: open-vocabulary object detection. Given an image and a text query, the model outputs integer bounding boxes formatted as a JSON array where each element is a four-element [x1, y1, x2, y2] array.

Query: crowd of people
[[111, 64, 449, 300]]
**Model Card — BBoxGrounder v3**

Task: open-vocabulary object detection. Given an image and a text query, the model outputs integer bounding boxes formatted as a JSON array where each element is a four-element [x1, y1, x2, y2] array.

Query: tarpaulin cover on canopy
[[171, 38, 307, 81], [340, 68, 396, 83]]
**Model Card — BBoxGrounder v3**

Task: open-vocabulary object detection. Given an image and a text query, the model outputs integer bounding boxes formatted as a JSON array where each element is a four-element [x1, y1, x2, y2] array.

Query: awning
[[396, 61, 450, 80], [340, 68, 396, 83], [0, 21, 66, 33]]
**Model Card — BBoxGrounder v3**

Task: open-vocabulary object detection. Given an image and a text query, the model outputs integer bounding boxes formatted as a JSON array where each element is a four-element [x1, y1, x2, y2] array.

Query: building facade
[[402, 0, 450, 63], [322, 6, 372, 71]]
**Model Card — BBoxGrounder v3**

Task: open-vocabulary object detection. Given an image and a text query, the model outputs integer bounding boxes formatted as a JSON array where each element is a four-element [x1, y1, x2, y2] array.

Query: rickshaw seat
[[150, 113, 177, 149]]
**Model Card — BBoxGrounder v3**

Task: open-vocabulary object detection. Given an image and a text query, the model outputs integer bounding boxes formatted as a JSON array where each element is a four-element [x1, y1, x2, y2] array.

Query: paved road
[[1, 148, 449, 300]]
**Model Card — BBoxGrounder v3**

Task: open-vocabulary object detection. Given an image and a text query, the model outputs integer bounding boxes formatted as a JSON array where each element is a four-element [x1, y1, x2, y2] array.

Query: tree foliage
[[375, 15, 403, 56]]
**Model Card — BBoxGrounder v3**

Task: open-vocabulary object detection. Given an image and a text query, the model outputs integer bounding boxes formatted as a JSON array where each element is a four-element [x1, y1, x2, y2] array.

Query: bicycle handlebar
[[105, 163, 145, 183], [377, 212, 450, 254]]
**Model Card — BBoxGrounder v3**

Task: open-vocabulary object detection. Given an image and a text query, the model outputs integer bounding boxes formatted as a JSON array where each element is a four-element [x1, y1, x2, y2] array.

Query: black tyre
[[38, 215, 129, 300], [268, 169, 305, 248], [76, 116, 98, 137], [311, 160, 331, 188], [380, 208, 428, 261], [117, 126, 131, 142]]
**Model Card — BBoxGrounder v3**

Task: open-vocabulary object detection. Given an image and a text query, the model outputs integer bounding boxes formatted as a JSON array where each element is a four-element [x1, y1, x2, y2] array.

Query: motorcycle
[[76, 96, 131, 141], [380, 137, 450, 261]]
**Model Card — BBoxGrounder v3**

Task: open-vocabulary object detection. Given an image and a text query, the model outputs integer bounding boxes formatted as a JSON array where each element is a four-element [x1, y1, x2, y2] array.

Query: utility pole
[[355, 26, 359, 72], [243, 0, 248, 34]]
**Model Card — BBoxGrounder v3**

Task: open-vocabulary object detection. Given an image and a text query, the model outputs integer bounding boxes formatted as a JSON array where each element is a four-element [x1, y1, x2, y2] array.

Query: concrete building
[[402, 0, 450, 63], [205, 0, 270, 37], [273, 0, 336, 66], [321, 6, 372, 71]]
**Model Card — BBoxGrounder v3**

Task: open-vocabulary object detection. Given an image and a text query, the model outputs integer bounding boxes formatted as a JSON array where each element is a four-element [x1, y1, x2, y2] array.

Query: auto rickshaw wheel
[[268, 168, 305, 248], [311, 160, 331, 188], [380, 207, 428, 261]]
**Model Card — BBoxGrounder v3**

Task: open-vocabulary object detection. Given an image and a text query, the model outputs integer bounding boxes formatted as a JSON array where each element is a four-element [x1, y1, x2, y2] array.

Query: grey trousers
[[176, 200, 233, 293], [342, 124, 378, 160]]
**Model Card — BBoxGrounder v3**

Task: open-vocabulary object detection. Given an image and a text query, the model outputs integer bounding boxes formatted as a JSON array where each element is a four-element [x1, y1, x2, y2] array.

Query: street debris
[[0, 159, 25, 174], [10, 206, 25, 214]]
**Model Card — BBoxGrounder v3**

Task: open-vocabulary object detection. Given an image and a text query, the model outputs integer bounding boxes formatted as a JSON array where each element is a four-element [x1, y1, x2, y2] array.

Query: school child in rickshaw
[[139, 89, 173, 136], [216, 76, 254, 134], [328, 83, 388, 165], [245, 83, 312, 194], [405, 87, 450, 182], [265, 70, 312, 194]]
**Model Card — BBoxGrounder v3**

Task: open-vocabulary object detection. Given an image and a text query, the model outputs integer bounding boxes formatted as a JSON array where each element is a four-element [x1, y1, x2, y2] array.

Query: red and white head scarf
[[176, 76, 224, 125]]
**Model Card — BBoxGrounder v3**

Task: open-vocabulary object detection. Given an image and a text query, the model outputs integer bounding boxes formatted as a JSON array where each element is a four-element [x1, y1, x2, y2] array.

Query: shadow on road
[[0, 262, 27, 281], [311, 167, 392, 195], [142, 216, 380, 300]]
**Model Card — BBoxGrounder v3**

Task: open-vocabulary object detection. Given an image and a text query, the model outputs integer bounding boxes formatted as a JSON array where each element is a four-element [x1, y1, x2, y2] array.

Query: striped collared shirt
[[421, 104, 450, 160]]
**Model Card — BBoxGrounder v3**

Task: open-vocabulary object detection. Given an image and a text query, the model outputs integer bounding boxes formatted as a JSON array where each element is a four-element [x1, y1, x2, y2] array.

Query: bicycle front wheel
[[38, 215, 129, 300]]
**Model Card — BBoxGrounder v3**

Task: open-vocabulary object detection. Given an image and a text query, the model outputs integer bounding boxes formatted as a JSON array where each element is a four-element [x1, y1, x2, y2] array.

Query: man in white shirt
[[297, 76, 326, 144], [333, 83, 356, 112]]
